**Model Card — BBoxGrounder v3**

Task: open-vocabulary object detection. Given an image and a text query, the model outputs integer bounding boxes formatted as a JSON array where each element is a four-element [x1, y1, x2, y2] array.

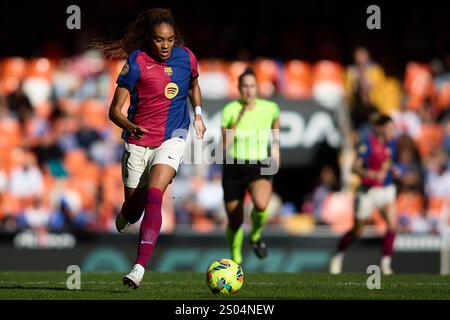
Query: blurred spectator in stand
[[424, 149, 450, 232], [90, 130, 122, 166], [394, 134, 427, 233], [7, 82, 34, 125], [0, 95, 8, 114], [31, 129, 66, 178], [9, 149, 44, 199], [16, 197, 51, 231], [48, 188, 97, 233], [71, 50, 110, 101], [50, 105, 79, 154], [301, 166, 338, 223], [75, 116, 102, 155], [392, 97, 422, 139], [415, 98, 443, 159], [425, 149, 450, 200], [432, 55, 450, 93], [195, 165, 226, 224], [395, 134, 424, 194], [345, 47, 385, 132], [0, 169, 7, 194], [171, 165, 196, 227], [443, 119, 450, 154]]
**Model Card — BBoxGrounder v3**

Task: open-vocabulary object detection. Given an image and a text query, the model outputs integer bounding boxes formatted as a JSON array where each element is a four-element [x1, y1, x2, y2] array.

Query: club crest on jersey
[[164, 82, 179, 99], [164, 67, 173, 76], [120, 63, 130, 75]]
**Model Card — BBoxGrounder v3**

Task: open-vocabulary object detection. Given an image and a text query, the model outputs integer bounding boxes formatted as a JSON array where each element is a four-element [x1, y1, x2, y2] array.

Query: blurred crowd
[[311, 47, 450, 235], [0, 47, 449, 236]]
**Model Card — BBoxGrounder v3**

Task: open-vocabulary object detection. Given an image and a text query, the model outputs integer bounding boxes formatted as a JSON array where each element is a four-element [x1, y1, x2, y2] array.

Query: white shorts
[[121, 137, 186, 189], [355, 185, 397, 220]]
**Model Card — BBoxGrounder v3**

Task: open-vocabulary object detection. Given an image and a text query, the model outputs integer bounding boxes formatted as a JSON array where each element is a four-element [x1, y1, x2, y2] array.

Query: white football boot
[[123, 264, 145, 289], [381, 256, 394, 275], [329, 252, 344, 274]]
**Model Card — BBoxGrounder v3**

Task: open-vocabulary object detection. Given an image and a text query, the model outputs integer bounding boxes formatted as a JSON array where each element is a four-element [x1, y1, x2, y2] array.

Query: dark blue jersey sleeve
[[116, 50, 141, 93]]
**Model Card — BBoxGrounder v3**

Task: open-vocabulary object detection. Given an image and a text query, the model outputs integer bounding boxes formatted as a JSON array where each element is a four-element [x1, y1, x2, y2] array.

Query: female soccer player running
[[97, 8, 206, 288], [329, 115, 397, 275], [221, 67, 281, 265]]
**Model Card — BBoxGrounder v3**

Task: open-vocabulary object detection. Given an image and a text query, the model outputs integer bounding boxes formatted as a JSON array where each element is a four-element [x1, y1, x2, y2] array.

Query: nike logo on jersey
[[146, 65, 156, 70]]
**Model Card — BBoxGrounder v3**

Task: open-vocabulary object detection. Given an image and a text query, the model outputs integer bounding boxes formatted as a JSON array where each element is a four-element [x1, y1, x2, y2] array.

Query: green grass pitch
[[0, 272, 449, 300]]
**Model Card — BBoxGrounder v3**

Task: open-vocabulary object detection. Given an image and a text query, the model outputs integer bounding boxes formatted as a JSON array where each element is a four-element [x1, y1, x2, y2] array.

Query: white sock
[[381, 256, 391, 266], [133, 264, 145, 277]]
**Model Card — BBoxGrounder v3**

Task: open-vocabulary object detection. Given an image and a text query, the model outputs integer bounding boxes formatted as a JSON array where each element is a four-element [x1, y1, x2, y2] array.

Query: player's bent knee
[[253, 203, 268, 212]]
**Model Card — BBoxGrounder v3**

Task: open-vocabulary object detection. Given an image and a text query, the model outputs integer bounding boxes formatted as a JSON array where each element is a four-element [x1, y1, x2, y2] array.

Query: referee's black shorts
[[222, 160, 273, 202]]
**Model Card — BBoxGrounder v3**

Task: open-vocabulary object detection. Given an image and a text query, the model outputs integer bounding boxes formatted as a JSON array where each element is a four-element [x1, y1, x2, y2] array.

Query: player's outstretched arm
[[108, 86, 148, 139], [189, 78, 206, 139]]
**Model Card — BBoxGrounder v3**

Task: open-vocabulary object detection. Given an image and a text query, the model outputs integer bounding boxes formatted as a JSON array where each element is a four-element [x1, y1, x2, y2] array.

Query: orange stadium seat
[[404, 62, 434, 111], [396, 192, 424, 217], [198, 59, 230, 99], [106, 59, 127, 101], [0, 119, 22, 174], [0, 192, 22, 217], [42, 172, 56, 194], [415, 124, 444, 158], [312, 60, 344, 86], [103, 60, 130, 115], [198, 59, 228, 74], [57, 98, 81, 116], [63, 149, 88, 176], [77, 162, 101, 186], [65, 176, 98, 211], [253, 58, 280, 98], [427, 197, 447, 218], [435, 82, 450, 114], [106, 59, 127, 79], [284, 60, 312, 99], [0, 57, 27, 78], [101, 164, 124, 207], [80, 99, 108, 131], [311, 61, 345, 108], [99, 164, 123, 231]]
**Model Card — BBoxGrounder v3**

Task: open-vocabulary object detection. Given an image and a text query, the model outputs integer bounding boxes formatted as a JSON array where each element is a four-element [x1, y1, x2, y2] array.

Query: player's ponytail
[[91, 8, 184, 59]]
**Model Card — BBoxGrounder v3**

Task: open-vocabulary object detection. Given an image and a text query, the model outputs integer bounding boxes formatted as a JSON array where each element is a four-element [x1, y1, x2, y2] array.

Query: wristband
[[194, 106, 202, 116]]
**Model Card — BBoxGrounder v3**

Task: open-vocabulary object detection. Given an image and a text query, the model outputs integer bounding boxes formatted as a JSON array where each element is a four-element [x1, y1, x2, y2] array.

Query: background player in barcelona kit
[[95, 8, 206, 288], [329, 115, 398, 275]]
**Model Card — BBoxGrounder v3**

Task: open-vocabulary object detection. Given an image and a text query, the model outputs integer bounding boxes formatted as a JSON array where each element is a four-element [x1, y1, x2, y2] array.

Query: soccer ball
[[206, 259, 244, 294]]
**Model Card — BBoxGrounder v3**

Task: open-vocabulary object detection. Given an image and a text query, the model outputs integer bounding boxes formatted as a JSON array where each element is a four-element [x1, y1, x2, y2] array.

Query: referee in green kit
[[221, 67, 281, 265]]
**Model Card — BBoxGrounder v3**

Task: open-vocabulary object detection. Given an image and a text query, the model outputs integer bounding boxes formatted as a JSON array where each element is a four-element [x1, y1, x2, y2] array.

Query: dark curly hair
[[91, 8, 183, 59]]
